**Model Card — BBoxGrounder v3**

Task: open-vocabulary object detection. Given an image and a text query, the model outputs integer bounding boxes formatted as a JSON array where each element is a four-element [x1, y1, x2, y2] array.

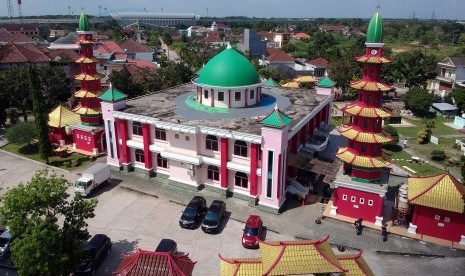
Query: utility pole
[[17, 0, 23, 19], [7, 0, 14, 21], [98, 5, 102, 17], [68, 5, 71, 16]]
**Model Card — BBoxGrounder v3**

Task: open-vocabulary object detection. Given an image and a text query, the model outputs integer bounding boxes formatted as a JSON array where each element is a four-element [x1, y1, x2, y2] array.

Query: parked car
[[179, 196, 207, 229], [75, 234, 112, 276], [242, 215, 263, 249], [201, 200, 226, 234], [155, 239, 177, 254], [0, 229, 12, 260]]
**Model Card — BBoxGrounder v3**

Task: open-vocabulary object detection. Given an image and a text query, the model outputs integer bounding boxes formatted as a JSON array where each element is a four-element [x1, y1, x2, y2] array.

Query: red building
[[407, 174, 465, 245], [70, 13, 105, 155], [331, 12, 394, 225], [47, 105, 80, 145]]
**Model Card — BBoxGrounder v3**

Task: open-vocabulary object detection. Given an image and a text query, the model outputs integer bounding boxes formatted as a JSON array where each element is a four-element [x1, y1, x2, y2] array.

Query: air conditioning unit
[[187, 164, 195, 170], [187, 170, 195, 176]]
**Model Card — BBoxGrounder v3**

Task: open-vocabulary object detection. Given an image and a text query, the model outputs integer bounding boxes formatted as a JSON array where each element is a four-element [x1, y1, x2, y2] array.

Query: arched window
[[234, 140, 248, 157], [135, 149, 145, 163], [157, 153, 168, 168], [206, 135, 218, 151], [235, 171, 248, 188], [207, 165, 219, 181], [132, 121, 143, 136]]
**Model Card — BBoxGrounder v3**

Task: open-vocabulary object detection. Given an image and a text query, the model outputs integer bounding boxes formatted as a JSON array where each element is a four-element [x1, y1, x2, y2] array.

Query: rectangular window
[[218, 91, 224, 101], [368, 200, 374, 206], [204, 90, 209, 99], [185, 136, 190, 141], [444, 217, 450, 222], [235, 92, 241, 101], [107, 120, 114, 159], [206, 136, 218, 151], [132, 122, 143, 136], [135, 149, 145, 163], [266, 150, 274, 198], [175, 134, 179, 139], [434, 215, 441, 220], [207, 166, 220, 181], [359, 198, 365, 204], [155, 128, 166, 141], [342, 194, 347, 200], [157, 154, 168, 168], [250, 90, 255, 99], [351, 196, 356, 202]]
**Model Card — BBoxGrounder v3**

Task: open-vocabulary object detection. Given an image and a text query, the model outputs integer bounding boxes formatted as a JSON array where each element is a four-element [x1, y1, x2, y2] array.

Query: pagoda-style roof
[[337, 251, 375, 276], [75, 73, 103, 81], [408, 174, 465, 213], [48, 105, 80, 128], [316, 76, 337, 88], [366, 12, 383, 43], [263, 79, 280, 87], [75, 56, 98, 64], [340, 126, 393, 144], [259, 236, 347, 275], [259, 105, 292, 129], [355, 55, 393, 64], [73, 105, 102, 115], [281, 81, 300, 88], [219, 256, 263, 276], [340, 103, 392, 118], [79, 13, 90, 32], [350, 79, 393, 92], [293, 75, 317, 83], [74, 90, 104, 98], [113, 249, 196, 276], [99, 84, 127, 102], [337, 147, 391, 168]]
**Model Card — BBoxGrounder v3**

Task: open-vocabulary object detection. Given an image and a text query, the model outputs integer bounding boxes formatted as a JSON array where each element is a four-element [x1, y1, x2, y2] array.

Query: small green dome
[[79, 13, 90, 31], [366, 12, 383, 43], [197, 46, 260, 87]]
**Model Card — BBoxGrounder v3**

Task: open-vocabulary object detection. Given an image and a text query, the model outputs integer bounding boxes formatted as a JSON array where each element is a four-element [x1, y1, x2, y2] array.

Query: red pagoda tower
[[71, 13, 105, 155], [330, 12, 394, 225]]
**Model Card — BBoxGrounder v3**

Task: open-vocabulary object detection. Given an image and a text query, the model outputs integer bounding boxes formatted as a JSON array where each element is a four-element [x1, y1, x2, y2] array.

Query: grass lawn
[[1, 143, 91, 171], [407, 137, 463, 164], [383, 144, 444, 175], [331, 116, 342, 127], [393, 116, 459, 137]]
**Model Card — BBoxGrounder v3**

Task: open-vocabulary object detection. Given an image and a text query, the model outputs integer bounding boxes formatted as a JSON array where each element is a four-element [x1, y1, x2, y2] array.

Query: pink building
[[101, 45, 333, 212]]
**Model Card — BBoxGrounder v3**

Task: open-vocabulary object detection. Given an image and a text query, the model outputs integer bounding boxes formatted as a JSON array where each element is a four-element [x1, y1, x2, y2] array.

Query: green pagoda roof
[[366, 12, 383, 43], [316, 76, 336, 88], [79, 13, 90, 32], [264, 79, 281, 87], [99, 84, 126, 102], [260, 104, 292, 129], [197, 45, 260, 87]]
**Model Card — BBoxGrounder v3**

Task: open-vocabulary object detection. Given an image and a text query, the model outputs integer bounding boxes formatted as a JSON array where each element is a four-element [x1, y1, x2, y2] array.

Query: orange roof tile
[[266, 50, 294, 63], [120, 39, 154, 53], [307, 57, 329, 67]]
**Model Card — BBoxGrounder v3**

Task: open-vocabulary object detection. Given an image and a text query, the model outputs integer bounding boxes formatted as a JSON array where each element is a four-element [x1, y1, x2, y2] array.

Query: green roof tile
[[79, 13, 90, 32], [316, 76, 336, 88], [197, 45, 260, 87], [366, 12, 383, 43], [264, 79, 281, 87], [260, 105, 292, 128], [99, 84, 126, 102]]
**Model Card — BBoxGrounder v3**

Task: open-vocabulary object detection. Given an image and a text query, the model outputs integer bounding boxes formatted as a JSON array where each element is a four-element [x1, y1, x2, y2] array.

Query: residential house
[[0, 43, 50, 70], [273, 30, 291, 48], [0, 28, 35, 45], [237, 29, 267, 59], [306, 57, 330, 78], [49, 24, 68, 38], [120, 39, 154, 61], [292, 32, 311, 40], [319, 24, 350, 35], [1, 23, 40, 40], [262, 49, 295, 68], [199, 32, 229, 47], [430, 56, 465, 93]]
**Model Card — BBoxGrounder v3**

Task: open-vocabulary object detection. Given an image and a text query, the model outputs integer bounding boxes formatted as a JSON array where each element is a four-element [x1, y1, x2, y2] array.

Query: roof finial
[[227, 43, 232, 49], [110, 82, 113, 91], [274, 103, 279, 111]]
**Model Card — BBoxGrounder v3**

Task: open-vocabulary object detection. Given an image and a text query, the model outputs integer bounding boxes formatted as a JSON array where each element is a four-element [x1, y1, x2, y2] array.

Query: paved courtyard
[[1, 150, 465, 275]]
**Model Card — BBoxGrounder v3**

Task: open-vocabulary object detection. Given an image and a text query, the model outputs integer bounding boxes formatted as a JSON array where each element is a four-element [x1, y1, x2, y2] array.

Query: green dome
[[79, 13, 90, 31], [197, 46, 260, 87], [366, 12, 383, 43]]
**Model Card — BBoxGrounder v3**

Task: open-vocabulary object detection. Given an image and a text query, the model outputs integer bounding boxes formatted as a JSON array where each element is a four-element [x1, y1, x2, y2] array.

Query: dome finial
[[366, 11, 383, 43], [79, 13, 91, 32], [227, 43, 232, 49]]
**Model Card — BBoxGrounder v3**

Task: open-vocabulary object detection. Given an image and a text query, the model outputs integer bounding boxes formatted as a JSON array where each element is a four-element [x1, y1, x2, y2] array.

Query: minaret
[[336, 12, 393, 183]]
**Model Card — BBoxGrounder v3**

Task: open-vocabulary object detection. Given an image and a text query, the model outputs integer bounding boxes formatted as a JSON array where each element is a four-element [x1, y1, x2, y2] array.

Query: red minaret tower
[[71, 13, 105, 155], [336, 12, 393, 183]]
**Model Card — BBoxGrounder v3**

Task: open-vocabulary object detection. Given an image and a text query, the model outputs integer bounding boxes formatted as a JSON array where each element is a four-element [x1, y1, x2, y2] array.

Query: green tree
[[450, 87, 465, 112], [109, 66, 144, 98], [404, 87, 433, 114], [417, 119, 435, 144], [162, 32, 173, 46], [258, 67, 282, 81], [29, 65, 53, 164], [5, 121, 37, 145], [0, 170, 97, 276], [38, 67, 71, 111]]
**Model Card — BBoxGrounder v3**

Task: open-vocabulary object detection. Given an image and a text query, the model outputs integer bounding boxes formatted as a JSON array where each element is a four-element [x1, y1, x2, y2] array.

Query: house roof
[[259, 237, 348, 275], [94, 40, 124, 54], [120, 39, 154, 53], [201, 32, 224, 43], [319, 24, 349, 31], [293, 32, 310, 39], [266, 50, 294, 63], [337, 147, 391, 168], [432, 103, 458, 111], [260, 104, 292, 128], [337, 252, 375, 276], [48, 105, 80, 128], [280, 81, 300, 88], [113, 249, 196, 276], [294, 75, 317, 83], [307, 57, 329, 67], [257, 31, 273, 37], [449, 56, 465, 67], [0, 43, 50, 63], [127, 58, 157, 69], [51, 32, 78, 45], [219, 256, 263, 276], [408, 174, 465, 213], [275, 64, 298, 79], [1, 22, 38, 32], [47, 49, 80, 61], [0, 29, 34, 44]]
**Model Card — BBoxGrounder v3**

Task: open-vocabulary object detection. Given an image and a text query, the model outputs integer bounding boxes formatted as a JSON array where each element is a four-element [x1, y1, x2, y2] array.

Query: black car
[[201, 200, 226, 234], [155, 239, 177, 254], [179, 196, 207, 229], [75, 234, 112, 276]]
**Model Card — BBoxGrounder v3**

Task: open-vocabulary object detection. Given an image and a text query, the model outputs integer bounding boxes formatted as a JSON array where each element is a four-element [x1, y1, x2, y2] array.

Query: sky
[[5, 0, 465, 20]]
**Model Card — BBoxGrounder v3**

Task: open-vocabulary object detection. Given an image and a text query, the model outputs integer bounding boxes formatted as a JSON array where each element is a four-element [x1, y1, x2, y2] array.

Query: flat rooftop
[[124, 83, 329, 135], [332, 167, 408, 193]]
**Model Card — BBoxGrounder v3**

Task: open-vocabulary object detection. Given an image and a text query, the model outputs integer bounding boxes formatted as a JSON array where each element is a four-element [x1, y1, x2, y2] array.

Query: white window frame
[[359, 198, 365, 204], [444, 217, 450, 222], [368, 200, 374, 206], [342, 194, 347, 201], [351, 196, 356, 203], [434, 215, 440, 220]]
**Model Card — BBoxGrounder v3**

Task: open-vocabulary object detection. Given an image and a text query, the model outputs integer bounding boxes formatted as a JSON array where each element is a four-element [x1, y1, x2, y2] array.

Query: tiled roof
[[0, 29, 34, 43], [219, 255, 263, 276], [266, 47, 279, 56], [293, 32, 311, 39], [340, 126, 393, 143], [94, 40, 124, 54], [74, 89, 103, 98], [113, 249, 196, 276], [127, 58, 157, 69], [340, 103, 392, 118], [48, 105, 80, 128], [350, 79, 393, 92], [0, 43, 50, 63], [2, 23, 39, 32], [72, 105, 101, 115], [74, 73, 103, 81], [99, 84, 127, 102], [293, 75, 317, 83], [120, 39, 154, 53], [449, 56, 465, 67], [259, 237, 348, 275], [355, 55, 393, 64], [280, 81, 300, 88], [260, 105, 292, 128], [257, 31, 273, 37], [307, 57, 329, 67], [319, 24, 349, 31], [337, 147, 391, 168], [47, 49, 80, 61], [337, 252, 375, 276], [201, 32, 224, 43], [266, 50, 294, 62], [75, 56, 98, 64], [408, 174, 465, 213]]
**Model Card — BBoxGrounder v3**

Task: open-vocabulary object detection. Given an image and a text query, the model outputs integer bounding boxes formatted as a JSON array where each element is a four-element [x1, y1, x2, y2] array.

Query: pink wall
[[334, 187, 383, 223], [413, 205, 465, 242]]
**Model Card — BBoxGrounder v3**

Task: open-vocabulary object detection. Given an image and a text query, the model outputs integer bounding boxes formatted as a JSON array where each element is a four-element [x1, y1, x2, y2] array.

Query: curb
[[0, 148, 70, 174], [119, 184, 159, 198], [375, 251, 445, 258]]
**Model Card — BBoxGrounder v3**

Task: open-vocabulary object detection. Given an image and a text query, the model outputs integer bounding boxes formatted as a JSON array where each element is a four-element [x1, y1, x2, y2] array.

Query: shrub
[[71, 158, 80, 167], [430, 150, 446, 161], [383, 125, 399, 144], [63, 161, 71, 168]]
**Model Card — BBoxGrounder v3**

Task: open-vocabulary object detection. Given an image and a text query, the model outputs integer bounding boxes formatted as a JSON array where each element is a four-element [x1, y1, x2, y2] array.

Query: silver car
[[0, 229, 12, 260]]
